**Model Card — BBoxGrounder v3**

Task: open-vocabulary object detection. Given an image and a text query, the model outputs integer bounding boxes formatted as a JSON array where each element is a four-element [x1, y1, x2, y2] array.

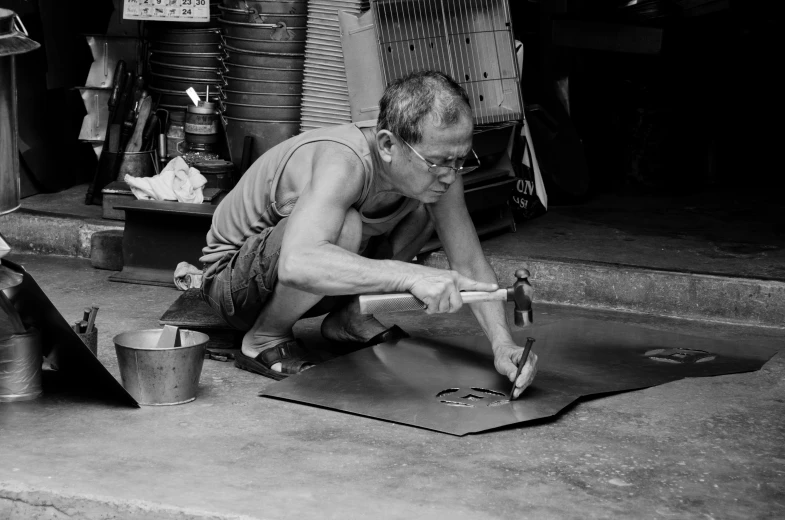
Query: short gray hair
[[377, 70, 471, 144]]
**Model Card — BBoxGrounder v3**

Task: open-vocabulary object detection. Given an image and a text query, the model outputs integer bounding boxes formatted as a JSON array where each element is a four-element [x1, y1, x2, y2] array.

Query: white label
[[123, 0, 210, 22]]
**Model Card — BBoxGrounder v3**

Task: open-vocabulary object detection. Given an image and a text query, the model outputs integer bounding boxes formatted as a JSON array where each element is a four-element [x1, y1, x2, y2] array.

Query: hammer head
[[510, 269, 534, 327]]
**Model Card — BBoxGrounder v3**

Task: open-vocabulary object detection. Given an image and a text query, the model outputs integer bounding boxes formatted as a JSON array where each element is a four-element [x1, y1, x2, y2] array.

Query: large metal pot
[[217, 6, 306, 26], [145, 28, 221, 44], [219, 18, 306, 42], [148, 40, 222, 54], [223, 62, 302, 81], [150, 50, 226, 69], [224, 75, 301, 94], [222, 102, 300, 121], [149, 61, 223, 81], [224, 116, 300, 168], [148, 72, 225, 92], [223, 90, 300, 107], [225, 45, 303, 68], [222, 1, 308, 15]]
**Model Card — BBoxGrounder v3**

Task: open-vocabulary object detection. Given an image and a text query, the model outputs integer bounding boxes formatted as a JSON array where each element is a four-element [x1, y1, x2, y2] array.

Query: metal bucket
[[223, 101, 300, 120], [224, 89, 301, 106], [149, 61, 223, 81], [222, 0, 308, 15], [148, 40, 223, 54], [98, 150, 159, 181], [225, 45, 303, 68], [222, 34, 305, 54], [224, 75, 301, 94], [113, 329, 209, 406], [148, 71, 225, 92], [150, 86, 224, 107], [150, 50, 225, 69], [217, 6, 306, 26], [223, 62, 303, 81], [224, 116, 299, 168], [146, 28, 221, 44], [219, 18, 306, 41], [0, 328, 42, 403]]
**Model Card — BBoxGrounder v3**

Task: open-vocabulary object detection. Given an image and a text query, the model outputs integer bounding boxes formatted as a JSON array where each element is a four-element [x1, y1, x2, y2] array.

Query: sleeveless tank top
[[200, 121, 421, 266]]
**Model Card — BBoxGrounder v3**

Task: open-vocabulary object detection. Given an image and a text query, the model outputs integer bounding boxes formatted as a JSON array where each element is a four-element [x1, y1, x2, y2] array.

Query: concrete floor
[[1, 253, 784, 519]]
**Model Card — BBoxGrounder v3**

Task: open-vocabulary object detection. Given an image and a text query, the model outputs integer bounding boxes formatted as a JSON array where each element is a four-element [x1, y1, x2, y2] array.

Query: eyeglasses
[[398, 136, 481, 176]]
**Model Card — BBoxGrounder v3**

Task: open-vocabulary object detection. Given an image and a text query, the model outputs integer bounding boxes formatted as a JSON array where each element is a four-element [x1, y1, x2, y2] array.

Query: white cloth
[[173, 262, 203, 291], [125, 157, 207, 204]]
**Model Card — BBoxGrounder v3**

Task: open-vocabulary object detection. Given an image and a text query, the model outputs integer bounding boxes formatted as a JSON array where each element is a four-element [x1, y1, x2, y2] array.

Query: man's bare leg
[[321, 205, 435, 343], [242, 209, 363, 369]]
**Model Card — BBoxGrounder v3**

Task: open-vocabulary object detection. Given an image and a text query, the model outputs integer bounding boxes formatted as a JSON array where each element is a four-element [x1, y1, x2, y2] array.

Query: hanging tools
[[85, 60, 127, 204], [125, 93, 152, 153]]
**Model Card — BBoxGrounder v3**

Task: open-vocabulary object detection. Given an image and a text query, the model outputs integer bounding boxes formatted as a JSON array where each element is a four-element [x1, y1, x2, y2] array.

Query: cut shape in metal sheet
[[262, 318, 777, 436]]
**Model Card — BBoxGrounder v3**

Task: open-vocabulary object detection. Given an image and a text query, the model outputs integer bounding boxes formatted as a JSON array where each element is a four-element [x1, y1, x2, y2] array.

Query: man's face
[[393, 113, 474, 203]]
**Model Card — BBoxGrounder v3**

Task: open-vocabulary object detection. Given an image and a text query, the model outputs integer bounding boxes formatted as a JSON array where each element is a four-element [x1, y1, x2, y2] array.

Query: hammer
[[358, 269, 534, 326]]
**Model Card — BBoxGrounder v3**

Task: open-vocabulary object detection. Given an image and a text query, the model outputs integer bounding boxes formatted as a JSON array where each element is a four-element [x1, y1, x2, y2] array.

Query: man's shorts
[[200, 218, 392, 331], [201, 219, 289, 330]]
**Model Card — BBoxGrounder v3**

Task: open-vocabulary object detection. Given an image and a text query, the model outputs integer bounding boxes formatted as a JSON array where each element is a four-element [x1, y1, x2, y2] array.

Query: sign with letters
[[123, 0, 210, 22]]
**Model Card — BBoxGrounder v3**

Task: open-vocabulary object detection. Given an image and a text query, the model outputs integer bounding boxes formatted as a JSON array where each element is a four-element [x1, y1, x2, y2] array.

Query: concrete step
[[3, 206, 783, 329], [423, 251, 785, 329]]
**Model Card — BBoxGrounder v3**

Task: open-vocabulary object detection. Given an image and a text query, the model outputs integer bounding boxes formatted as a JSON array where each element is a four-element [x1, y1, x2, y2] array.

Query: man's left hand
[[493, 342, 538, 399]]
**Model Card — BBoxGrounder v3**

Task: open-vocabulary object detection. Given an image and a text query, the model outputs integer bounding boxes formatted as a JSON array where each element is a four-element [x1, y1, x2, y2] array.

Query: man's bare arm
[[277, 152, 496, 300]]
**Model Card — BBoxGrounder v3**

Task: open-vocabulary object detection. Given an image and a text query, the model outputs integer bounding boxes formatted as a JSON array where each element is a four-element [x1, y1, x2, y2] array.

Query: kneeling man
[[200, 70, 537, 398]]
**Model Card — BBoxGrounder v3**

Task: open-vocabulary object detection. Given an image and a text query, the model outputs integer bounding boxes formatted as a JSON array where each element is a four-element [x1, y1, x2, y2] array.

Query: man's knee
[[337, 208, 362, 253]]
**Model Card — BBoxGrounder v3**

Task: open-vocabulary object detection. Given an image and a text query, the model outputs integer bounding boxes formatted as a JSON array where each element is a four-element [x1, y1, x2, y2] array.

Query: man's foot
[[235, 338, 317, 380], [320, 297, 388, 344]]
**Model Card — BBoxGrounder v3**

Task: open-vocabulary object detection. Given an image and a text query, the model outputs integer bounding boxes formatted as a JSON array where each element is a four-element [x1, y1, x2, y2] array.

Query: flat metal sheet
[[262, 318, 776, 436]]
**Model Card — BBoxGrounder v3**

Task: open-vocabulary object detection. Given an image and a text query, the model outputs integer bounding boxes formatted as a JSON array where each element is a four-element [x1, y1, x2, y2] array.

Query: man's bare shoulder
[[290, 140, 367, 193]]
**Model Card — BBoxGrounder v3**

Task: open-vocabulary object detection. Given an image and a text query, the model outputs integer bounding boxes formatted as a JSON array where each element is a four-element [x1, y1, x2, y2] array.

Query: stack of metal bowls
[[218, 0, 306, 168], [146, 0, 225, 110], [300, 0, 368, 131]]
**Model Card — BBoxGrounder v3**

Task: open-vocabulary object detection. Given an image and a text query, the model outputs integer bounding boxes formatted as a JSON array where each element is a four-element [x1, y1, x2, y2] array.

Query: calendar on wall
[[123, 0, 210, 22]]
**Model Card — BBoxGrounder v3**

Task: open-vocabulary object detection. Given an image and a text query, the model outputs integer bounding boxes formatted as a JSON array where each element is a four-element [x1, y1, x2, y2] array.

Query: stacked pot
[[218, 0, 306, 168], [146, 0, 225, 110]]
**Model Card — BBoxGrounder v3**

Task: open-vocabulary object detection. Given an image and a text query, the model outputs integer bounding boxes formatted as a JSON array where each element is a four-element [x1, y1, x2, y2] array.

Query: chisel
[[509, 337, 535, 401]]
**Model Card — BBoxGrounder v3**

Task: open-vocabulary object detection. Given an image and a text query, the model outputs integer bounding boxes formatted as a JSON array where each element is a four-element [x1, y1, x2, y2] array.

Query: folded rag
[[173, 262, 204, 291], [125, 157, 207, 204]]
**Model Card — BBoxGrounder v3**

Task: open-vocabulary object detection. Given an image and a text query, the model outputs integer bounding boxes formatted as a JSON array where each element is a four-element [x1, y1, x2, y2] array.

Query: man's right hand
[[408, 269, 498, 314]]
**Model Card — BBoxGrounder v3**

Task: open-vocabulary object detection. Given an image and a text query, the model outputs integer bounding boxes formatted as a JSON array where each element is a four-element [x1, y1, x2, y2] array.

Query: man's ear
[[376, 129, 395, 165]]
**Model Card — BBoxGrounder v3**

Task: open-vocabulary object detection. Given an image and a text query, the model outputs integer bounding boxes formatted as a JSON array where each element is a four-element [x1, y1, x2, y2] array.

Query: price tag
[[123, 0, 210, 22]]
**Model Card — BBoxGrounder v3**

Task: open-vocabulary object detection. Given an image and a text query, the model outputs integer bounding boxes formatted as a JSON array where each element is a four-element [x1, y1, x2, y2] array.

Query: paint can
[[0, 328, 42, 403], [185, 101, 220, 144]]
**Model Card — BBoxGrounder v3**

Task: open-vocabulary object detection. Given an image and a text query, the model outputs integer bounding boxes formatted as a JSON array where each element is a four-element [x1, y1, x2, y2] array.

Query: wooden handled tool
[[125, 94, 152, 153], [358, 269, 534, 326]]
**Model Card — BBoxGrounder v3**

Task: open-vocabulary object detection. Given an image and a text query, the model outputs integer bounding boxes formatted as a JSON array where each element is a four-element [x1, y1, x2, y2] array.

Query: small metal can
[[185, 101, 220, 143]]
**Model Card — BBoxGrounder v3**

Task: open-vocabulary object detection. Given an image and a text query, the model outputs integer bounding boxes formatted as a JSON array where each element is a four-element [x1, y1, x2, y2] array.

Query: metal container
[[0, 7, 40, 216], [217, 6, 306, 26], [0, 328, 42, 403], [97, 150, 159, 181], [148, 40, 222, 54], [150, 50, 226, 69], [186, 101, 220, 144], [148, 72, 225, 92], [222, 34, 305, 54], [224, 89, 300, 107], [193, 158, 235, 190], [219, 18, 306, 40], [223, 101, 300, 120], [224, 75, 301, 94], [222, 0, 308, 15], [225, 45, 304, 68], [113, 329, 209, 406], [223, 62, 302, 81], [145, 28, 221, 44], [224, 116, 299, 168], [150, 86, 224, 108], [149, 60, 223, 81]]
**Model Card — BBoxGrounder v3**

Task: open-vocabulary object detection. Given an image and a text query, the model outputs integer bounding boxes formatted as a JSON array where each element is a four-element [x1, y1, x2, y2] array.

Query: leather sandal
[[234, 339, 318, 381]]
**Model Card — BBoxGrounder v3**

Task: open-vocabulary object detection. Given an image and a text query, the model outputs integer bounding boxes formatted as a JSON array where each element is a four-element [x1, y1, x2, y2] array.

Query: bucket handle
[[13, 15, 29, 36]]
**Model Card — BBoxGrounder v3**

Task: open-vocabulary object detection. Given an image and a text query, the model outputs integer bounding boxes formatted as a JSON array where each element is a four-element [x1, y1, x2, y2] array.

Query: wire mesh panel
[[371, 0, 523, 125]]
